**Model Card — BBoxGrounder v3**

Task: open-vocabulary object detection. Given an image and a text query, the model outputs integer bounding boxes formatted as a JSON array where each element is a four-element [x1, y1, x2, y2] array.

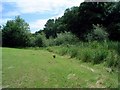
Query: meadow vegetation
[[38, 26, 120, 71], [46, 41, 119, 71], [2, 48, 118, 88], [1, 1, 120, 88]]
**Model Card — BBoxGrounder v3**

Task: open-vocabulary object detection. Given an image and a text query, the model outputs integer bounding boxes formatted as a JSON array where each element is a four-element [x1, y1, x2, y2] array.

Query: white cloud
[[2, 0, 84, 32], [29, 19, 48, 33], [3, 0, 84, 14], [4, 11, 20, 17], [0, 18, 13, 25]]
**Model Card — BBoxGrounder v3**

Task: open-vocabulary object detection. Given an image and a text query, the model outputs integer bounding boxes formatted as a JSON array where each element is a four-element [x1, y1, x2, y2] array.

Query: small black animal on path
[[53, 54, 56, 58]]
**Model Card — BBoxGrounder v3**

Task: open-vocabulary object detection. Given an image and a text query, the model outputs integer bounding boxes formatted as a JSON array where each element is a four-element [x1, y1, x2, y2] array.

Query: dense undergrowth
[[46, 41, 120, 71]]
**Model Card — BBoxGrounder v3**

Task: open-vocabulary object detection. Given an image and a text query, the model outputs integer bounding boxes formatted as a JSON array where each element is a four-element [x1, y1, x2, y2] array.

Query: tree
[[44, 19, 57, 38], [2, 16, 31, 47], [62, 2, 116, 40], [39, 1, 120, 41], [63, 6, 79, 37], [104, 2, 120, 41]]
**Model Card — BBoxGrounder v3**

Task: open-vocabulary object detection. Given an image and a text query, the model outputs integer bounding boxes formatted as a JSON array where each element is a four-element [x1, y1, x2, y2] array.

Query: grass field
[[2, 48, 118, 88]]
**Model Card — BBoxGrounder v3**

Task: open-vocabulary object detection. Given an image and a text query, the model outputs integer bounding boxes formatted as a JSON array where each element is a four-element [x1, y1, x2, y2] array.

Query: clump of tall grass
[[58, 47, 69, 56], [105, 50, 119, 68], [69, 47, 78, 58], [107, 41, 120, 55], [92, 49, 108, 64]]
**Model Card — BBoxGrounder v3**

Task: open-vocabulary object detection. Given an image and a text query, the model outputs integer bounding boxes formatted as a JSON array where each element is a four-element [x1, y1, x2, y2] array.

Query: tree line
[[42, 2, 120, 41], [1, 1, 120, 47]]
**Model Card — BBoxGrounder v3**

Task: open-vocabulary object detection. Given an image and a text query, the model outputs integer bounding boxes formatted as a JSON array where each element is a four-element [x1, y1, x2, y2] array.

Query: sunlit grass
[[2, 48, 118, 88]]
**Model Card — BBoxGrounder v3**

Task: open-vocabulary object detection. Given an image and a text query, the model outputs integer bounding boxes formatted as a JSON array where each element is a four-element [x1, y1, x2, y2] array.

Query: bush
[[29, 36, 36, 47], [46, 37, 56, 46], [34, 34, 43, 47], [34, 33, 47, 47], [54, 31, 79, 45], [45, 31, 79, 46], [86, 24, 108, 42]]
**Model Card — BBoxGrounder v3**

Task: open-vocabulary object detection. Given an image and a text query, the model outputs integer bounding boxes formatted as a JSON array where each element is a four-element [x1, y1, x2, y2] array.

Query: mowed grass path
[[2, 48, 118, 88]]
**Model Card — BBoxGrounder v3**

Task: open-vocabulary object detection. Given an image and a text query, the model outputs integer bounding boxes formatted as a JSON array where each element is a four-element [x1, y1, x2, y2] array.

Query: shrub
[[34, 33, 47, 47], [44, 31, 79, 46], [54, 31, 79, 45], [86, 24, 108, 42], [29, 36, 36, 47], [34, 34, 43, 47], [46, 47, 54, 52], [46, 37, 56, 46]]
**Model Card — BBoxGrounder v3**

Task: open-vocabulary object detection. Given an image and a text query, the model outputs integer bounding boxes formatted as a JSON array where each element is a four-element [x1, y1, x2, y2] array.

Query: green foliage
[[39, 2, 120, 41], [93, 25, 108, 41], [29, 36, 36, 47], [34, 33, 47, 47], [46, 41, 119, 70], [107, 41, 120, 55], [86, 24, 108, 41], [104, 2, 120, 41], [54, 32, 79, 45], [44, 19, 57, 38], [45, 37, 56, 46], [58, 47, 69, 56], [2, 16, 31, 47], [45, 32, 79, 46], [92, 49, 108, 64], [34, 34, 43, 47], [79, 48, 93, 62], [106, 51, 119, 68], [69, 47, 78, 58], [107, 23, 120, 41]]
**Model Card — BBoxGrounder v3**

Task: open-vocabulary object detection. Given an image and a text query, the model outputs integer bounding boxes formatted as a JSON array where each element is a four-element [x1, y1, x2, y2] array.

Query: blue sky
[[1, 0, 84, 33]]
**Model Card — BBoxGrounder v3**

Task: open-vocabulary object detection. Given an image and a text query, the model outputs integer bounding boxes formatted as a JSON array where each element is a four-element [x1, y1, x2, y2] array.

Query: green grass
[[2, 48, 118, 88]]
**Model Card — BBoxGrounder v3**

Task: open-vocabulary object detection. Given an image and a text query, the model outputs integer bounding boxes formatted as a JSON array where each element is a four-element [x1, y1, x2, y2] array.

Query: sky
[[1, 0, 84, 33]]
